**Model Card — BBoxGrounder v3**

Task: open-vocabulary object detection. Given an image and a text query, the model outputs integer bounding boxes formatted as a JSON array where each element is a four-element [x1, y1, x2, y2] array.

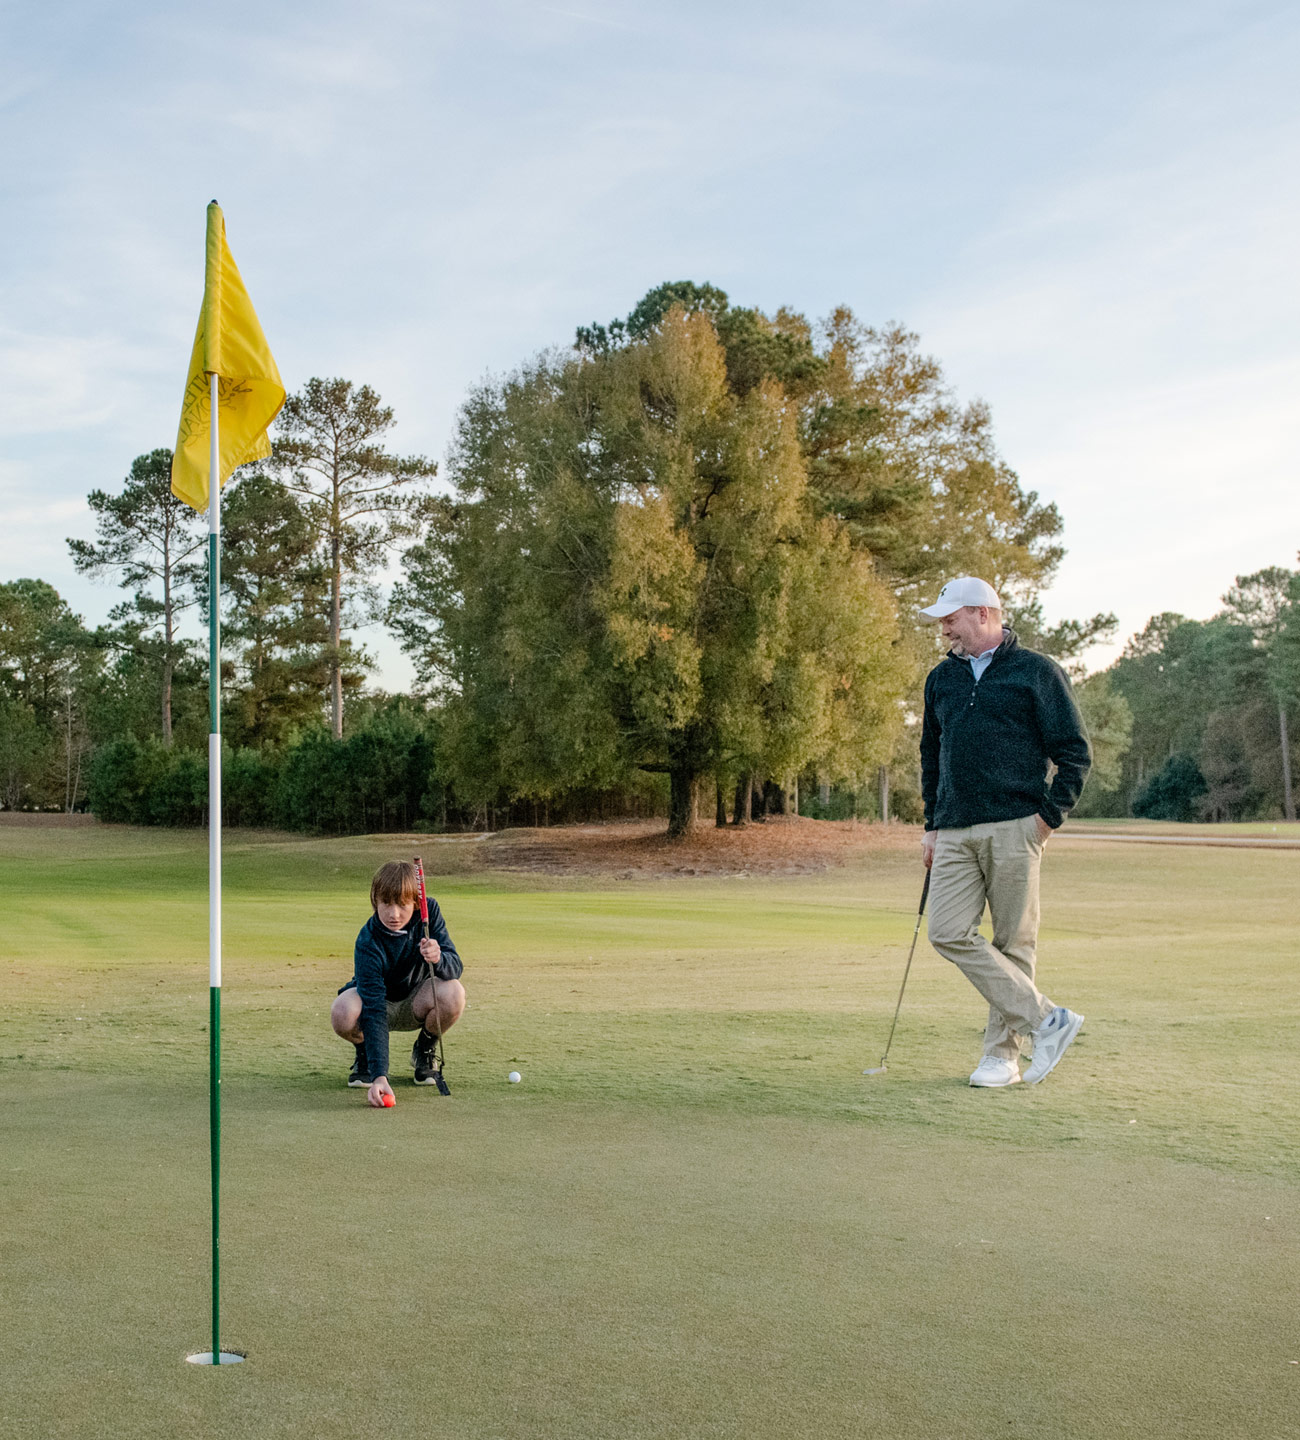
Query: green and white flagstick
[[189, 374, 241, 1367], [174, 201, 282, 1366], [207, 375, 231, 1365]]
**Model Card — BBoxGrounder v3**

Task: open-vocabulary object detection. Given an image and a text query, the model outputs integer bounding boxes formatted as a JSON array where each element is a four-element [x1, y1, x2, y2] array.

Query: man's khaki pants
[[928, 814, 1056, 1061]]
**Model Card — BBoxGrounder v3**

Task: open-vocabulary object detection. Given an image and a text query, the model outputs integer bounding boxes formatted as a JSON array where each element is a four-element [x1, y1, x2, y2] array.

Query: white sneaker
[[969, 1056, 1022, 1087], [1024, 1007, 1084, 1084]]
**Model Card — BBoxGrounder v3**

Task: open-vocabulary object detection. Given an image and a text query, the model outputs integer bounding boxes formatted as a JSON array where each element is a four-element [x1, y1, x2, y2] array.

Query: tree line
[[3, 280, 1293, 832], [1076, 567, 1300, 823]]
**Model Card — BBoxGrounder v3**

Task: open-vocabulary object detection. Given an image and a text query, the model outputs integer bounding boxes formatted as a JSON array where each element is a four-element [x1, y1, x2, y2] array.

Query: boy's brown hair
[[371, 860, 419, 911]]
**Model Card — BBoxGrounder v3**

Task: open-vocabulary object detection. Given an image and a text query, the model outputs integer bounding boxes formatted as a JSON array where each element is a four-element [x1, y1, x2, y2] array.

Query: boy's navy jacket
[[349, 901, 462, 1082], [920, 628, 1091, 831]]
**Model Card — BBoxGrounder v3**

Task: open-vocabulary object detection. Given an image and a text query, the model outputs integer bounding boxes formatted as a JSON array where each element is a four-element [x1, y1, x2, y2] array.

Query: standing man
[[919, 577, 1090, 1087]]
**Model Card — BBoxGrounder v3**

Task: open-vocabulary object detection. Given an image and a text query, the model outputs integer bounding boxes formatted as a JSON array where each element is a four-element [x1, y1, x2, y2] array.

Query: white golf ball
[[507, 1070, 522, 1084]]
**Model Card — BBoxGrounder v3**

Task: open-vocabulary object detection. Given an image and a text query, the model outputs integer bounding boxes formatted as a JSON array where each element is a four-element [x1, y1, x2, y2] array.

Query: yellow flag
[[171, 202, 285, 512]]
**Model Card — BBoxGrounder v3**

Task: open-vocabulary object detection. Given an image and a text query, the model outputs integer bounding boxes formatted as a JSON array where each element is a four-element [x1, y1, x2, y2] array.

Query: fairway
[[1, 821, 1296, 1439]]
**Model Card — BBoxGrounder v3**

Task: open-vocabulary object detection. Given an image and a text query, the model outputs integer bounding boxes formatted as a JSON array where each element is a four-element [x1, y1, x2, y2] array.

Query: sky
[[3, 0, 1298, 688]]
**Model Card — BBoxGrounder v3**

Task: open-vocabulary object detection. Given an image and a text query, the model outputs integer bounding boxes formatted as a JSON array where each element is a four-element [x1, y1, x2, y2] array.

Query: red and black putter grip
[[414, 856, 430, 938]]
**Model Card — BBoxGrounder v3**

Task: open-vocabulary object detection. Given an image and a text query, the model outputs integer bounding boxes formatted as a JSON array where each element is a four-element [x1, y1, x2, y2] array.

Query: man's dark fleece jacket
[[920, 628, 1091, 832], [348, 902, 463, 1081]]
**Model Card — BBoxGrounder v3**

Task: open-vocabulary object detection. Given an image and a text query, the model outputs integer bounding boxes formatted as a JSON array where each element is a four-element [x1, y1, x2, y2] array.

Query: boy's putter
[[864, 870, 931, 1076], [414, 857, 451, 1095]]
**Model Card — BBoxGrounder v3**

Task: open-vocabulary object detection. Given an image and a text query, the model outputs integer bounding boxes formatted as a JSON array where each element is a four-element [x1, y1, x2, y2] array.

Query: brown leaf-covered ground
[[478, 815, 920, 877]]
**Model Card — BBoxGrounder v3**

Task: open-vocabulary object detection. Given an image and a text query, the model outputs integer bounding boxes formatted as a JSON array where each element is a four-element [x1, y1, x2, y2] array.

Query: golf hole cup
[[508, 1071, 522, 1084]]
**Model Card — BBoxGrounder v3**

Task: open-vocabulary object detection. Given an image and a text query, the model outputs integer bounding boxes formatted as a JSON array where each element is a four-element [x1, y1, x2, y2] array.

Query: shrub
[[88, 737, 208, 825], [272, 702, 441, 834], [223, 746, 279, 828], [144, 746, 207, 826], [1132, 753, 1207, 822], [87, 737, 152, 823]]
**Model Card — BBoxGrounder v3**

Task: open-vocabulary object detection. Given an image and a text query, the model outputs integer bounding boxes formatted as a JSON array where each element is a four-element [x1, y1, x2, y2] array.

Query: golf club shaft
[[414, 857, 444, 1058], [876, 869, 931, 1068]]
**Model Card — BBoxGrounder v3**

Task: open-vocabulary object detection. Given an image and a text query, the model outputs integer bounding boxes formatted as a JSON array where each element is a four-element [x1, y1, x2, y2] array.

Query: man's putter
[[864, 869, 931, 1075]]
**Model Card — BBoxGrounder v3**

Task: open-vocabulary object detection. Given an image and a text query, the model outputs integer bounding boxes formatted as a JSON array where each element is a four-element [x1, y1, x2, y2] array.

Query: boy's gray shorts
[[385, 984, 429, 1032], [338, 977, 430, 1031]]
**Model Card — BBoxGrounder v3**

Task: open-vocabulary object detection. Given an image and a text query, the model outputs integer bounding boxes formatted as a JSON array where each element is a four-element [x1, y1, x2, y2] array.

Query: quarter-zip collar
[[946, 626, 1019, 673]]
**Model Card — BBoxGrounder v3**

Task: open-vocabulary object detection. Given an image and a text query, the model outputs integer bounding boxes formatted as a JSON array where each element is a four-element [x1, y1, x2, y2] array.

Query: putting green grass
[[1, 822, 1296, 1439]]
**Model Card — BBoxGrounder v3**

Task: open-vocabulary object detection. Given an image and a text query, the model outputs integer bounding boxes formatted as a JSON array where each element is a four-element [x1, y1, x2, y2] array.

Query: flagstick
[[208, 372, 223, 1366], [179, 199, 272, 1367]]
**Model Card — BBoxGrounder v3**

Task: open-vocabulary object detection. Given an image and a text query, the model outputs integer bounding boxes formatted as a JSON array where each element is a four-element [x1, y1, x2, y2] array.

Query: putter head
[[433, 1073, 451, 1096], [862, 1061, 888, 1075]]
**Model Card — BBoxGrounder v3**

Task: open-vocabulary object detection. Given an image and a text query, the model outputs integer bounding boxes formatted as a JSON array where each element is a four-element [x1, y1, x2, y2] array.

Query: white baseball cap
[[919, 576, 1002, 619]]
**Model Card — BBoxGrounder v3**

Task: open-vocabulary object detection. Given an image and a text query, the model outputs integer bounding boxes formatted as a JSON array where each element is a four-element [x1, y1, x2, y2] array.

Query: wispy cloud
[[535, 4, 637, 31], [906, 38, 1300, 664], [2, 0, 1297, 682], [0, 330, 160, 434]]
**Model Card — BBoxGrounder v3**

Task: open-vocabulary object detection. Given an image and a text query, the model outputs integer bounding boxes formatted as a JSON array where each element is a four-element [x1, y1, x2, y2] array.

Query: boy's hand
[[368, 1076, 394, 1108], [419, 937, 441, 966]]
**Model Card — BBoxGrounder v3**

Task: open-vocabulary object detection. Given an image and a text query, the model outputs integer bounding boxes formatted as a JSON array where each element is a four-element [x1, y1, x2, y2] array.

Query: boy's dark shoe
[[412, 1026, 442, 1085], [348, 1043, 372, 1088]]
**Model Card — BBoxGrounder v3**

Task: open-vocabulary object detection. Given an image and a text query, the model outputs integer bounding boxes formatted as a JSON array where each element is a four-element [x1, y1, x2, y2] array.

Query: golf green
[[1, 822, 1295, 1439]]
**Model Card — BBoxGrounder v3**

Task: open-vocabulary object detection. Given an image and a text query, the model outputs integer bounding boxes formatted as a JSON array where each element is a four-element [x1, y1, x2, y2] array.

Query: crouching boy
[[330, 860, 466, 1108]]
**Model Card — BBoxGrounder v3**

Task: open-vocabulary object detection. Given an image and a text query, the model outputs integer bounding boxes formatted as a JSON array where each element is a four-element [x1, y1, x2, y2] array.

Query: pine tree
[[67, 449, 204, 744], [270, 379, 438, 739], [219, 471, 334, 746]]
